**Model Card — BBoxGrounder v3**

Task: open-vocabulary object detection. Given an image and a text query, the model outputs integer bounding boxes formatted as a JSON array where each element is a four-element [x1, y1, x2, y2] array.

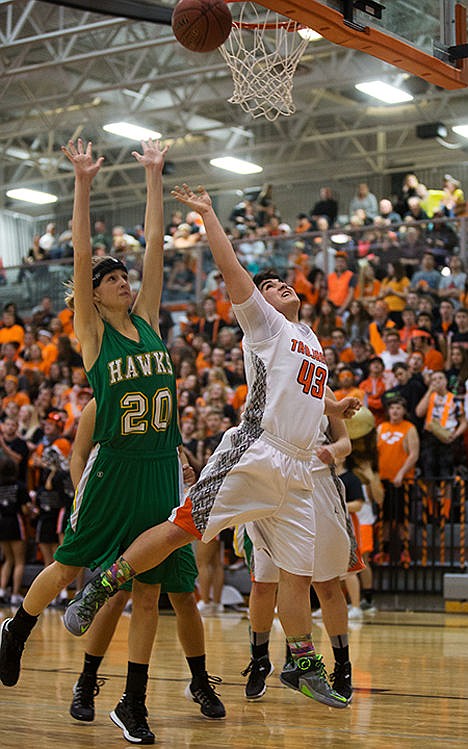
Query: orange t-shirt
[[0, 325, 25, 347], [334, 386, 365, 402], [377, 420, 415, 481], [58, 308, 74, 337], [368, 320, 395, 355], [327, 270, 354, 308], [424, 348, 444, 372], [2, 392, 30, 410]]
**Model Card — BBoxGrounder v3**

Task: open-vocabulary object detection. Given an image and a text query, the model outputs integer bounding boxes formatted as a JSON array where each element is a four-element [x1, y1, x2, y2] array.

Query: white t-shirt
[[233, 286, 328, 451]]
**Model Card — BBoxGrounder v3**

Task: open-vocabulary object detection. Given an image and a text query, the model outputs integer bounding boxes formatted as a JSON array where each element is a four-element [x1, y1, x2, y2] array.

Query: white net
[[219, 2, 309, 121]]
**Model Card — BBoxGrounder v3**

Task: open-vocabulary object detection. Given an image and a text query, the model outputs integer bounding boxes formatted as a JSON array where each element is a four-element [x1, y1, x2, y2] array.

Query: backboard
[[253, 0, 468, 89]]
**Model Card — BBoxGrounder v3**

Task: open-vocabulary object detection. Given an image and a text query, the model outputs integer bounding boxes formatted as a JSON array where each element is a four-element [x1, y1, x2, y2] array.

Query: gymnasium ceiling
[[2, 0, 468, 215]]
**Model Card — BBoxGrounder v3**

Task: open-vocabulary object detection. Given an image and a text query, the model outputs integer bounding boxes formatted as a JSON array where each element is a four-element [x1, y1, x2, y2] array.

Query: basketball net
[[219, 2, 309, 121]]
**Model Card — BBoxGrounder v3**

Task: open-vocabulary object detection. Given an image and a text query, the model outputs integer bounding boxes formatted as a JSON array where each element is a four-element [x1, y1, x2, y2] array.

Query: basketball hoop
[[220, 1, 310, 121]]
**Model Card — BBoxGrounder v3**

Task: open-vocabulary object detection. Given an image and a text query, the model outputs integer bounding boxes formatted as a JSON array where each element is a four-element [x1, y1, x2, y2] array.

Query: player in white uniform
[[240, 409, 356, 704], [63, 184, 360, 709]]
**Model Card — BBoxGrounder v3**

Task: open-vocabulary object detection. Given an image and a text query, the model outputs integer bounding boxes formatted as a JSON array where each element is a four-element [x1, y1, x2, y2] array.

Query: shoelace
[[74, 676, 106, 704], [241, 658, 268, 678], [76, 582, 108, 621], [121, 696, 151, 731], [192, 674, 223, 703]]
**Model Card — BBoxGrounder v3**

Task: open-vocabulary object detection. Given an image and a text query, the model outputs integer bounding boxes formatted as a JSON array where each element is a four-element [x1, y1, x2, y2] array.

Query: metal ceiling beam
[[37, 0, 172, 25]]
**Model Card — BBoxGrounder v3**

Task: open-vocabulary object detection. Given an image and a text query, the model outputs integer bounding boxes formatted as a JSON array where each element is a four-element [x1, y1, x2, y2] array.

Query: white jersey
[[233, 286, 328, 451]]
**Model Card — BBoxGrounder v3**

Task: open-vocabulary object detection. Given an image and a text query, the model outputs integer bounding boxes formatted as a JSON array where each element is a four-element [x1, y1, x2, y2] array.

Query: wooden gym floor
[[0, 606, 467, 749]]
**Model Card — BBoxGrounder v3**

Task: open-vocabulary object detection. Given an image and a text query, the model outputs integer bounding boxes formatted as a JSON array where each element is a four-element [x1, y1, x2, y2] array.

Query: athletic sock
[[186, 654, 206, 682], [8, 605, 39, 642], [330, 634, 349, 665], [250, 629, 270, 660], [287, 634, 316, 663], [362, 588, 374, 605], [102, 556, 137, 591], [83, 653, 103, 677], [125, 662, 149, 697]]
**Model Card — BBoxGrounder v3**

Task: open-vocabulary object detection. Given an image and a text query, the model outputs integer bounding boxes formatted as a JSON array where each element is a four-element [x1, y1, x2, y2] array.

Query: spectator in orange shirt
[[1, 375, 30, 411], [334, 367, 365, 403], [57, 307, 74, 337], [359, 357, 387, 424], [368, 300, 395, 355], [399, 307, 417, 351], [330, 327, 355, 363], [327, 252, 357, 316], [36, 329, 58, 375], [0, 310, 25, 348], [354, 262, 381, 311], [408, 329, 444, 373]]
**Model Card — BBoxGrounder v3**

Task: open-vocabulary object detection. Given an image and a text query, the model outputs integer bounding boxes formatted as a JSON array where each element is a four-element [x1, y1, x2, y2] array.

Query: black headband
[[92, 257, 128, 288]]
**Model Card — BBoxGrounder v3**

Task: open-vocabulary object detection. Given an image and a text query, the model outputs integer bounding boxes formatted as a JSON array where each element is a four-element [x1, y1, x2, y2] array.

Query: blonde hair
[[64, 255, 114, 310]]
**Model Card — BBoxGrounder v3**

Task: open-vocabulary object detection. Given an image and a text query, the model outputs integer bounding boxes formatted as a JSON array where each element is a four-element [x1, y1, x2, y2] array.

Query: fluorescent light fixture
[[298, 28, 322, 41], [7, 188, 58, 205], [210, 156, 262, 175], [103, 122, 162, 141], [355, 81, 413, 104], [453, 124, 468, 138]]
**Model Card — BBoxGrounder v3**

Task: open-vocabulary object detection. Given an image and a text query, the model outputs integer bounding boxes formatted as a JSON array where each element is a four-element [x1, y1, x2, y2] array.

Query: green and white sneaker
[[281, 654, 347, 709], [63, 574, 116, 636]]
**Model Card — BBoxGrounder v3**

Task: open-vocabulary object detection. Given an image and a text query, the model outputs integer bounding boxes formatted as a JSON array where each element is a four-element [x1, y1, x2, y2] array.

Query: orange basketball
[[172, 0, 232, 53]]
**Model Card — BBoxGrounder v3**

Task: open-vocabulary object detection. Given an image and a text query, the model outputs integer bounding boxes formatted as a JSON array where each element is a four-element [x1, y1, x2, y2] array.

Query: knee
[[54, 562, 81, 588], [132, 584, 160, 615], [170, 591, 197, 617], [314, 578, 341, 604]]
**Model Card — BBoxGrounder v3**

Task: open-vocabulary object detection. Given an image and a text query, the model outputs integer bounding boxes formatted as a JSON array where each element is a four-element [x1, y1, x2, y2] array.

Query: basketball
[[171, 0, 232, 53]]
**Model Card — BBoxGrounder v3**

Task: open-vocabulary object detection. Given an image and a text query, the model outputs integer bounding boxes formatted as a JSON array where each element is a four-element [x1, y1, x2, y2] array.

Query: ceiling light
[[453, 124, 468, 138], [298, 28, 322, 42], [6, 188, 58, 205], [103, 122, 162, 141], [355, 81, 413, 104], [210, 157, 262, 175]]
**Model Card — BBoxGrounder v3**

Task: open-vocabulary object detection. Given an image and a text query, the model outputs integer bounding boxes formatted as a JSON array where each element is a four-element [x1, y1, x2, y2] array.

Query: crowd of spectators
[[0, 172, 467, 605]]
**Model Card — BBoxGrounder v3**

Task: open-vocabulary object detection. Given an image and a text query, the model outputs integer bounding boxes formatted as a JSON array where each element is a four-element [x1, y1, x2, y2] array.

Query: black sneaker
[[63, 574, 115, 637], [331, 661, 353, 703], [184, 673, 226, 719], [241, 656, 274, 700], [0, 617, 25, 686], [110, 693, 155, 744], [70, 673, 105, 722]]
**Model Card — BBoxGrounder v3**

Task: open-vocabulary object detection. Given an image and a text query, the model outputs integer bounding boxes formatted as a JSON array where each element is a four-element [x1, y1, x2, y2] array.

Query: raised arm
[[131, 139, 169, 330], [61, 139, 104, 369], [171, 184, 254, 304]]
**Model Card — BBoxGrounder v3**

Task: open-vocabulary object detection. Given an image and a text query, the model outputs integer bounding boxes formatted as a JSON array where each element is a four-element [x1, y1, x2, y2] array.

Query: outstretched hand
[[171, 184, 212, 215], [61, 138, 104, 181], [132, 138, 169, 171], [339, 397, 362, 420]]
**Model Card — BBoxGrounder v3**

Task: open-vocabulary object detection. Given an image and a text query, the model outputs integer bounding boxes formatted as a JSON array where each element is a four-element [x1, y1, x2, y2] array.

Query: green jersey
[[87, 313, 180, 453]]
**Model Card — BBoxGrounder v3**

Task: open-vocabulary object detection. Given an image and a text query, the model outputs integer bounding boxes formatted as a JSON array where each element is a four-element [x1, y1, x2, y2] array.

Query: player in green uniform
[[67, 399, 224, 727], [0, 139, 224, 742]]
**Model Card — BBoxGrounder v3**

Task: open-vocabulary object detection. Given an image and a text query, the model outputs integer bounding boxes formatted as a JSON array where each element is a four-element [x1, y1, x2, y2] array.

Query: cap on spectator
[[278, 223, 291, 232], [444, 174, 461, 187], [38, 329, 52, 338], [5, 375, 18, 384], [410, 328, 431, 339], [46, 411, 65, 430]]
